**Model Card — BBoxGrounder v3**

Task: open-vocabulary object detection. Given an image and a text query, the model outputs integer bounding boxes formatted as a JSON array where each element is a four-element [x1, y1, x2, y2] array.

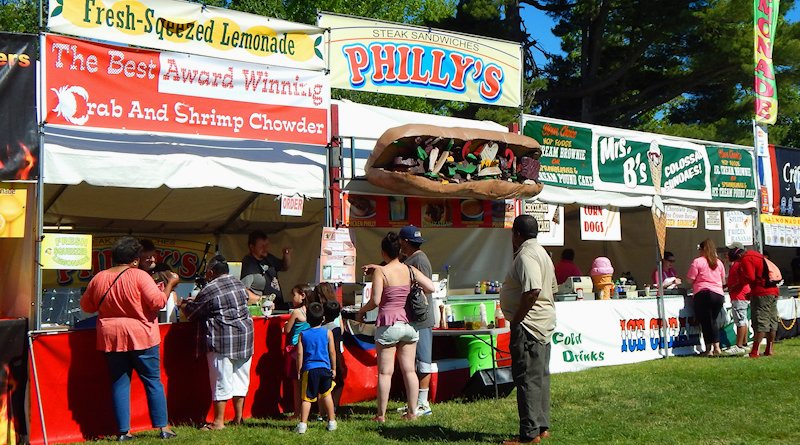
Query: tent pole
[[656, 234, 668, 359], [29, 334, 48, 445]]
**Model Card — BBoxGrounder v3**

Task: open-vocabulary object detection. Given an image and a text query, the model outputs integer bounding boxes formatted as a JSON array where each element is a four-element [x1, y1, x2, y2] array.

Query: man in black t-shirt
[[240, 230, 292, 310]]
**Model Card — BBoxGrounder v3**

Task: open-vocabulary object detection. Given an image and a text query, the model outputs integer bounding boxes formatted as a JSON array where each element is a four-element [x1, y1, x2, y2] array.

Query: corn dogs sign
[[319, 13, 522, 107], [47, 0, 325, 70]]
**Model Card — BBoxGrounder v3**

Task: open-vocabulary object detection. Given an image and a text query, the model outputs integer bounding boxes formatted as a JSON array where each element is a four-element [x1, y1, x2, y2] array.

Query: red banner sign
[[43, 34, 329, 144]]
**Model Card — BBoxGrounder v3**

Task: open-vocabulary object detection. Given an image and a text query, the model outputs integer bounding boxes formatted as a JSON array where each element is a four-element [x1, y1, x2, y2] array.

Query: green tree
[[0, 0, 38, 33]]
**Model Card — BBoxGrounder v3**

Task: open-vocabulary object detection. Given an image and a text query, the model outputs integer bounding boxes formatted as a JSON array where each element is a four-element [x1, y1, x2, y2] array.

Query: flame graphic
[[1, 364, 18, 445], [0, 143, 36, 180]]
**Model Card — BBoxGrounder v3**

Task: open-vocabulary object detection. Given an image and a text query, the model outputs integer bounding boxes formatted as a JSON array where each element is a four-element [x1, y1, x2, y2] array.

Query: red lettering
[[756, 34, 772, 58], [755, 76, 775, 96], [479, 65, 502, 100], [396, 46, 412, 82], [756, 58, 774, 80], [179, 253, 200, 279], [343, 46, 369, 86], [448, 53, 474, 90], [559, 125, 577, 139], [409, 47, 430, 84], [369, 44, 397, 83], [541, 123, 559, 137], [429, 49, 450, 88], [758, 0, 773, 17]]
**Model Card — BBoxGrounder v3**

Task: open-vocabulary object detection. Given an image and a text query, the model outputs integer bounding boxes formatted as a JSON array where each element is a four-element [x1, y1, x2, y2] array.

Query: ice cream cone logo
[[647, 141, 663, 195]]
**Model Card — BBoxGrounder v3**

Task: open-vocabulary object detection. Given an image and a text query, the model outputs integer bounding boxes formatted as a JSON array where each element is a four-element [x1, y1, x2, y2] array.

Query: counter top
[[432, 326, 510, 336]]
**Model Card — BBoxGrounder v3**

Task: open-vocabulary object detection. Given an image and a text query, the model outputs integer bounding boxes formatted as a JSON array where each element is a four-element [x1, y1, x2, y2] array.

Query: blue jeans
[[104, 345, 168, 433]]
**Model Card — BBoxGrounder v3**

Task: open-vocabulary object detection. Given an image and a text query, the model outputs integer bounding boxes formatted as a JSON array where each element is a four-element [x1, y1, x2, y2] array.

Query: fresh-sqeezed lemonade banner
[[43, 34, 330, 145], [318, 12, 522, 108], [48, 0, 325, 70]]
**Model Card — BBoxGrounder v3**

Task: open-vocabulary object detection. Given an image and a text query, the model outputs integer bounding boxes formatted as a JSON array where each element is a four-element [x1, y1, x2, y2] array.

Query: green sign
[[523, 120, 593, 189], [707, 146, 757, 200], [594, 133, 710, 200]]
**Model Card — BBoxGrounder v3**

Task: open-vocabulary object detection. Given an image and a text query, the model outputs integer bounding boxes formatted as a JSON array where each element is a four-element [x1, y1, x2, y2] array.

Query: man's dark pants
[[510, 323, 550, 441]]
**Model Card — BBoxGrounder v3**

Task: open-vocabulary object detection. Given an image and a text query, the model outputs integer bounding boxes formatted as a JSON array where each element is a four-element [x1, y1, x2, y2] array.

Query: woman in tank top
[[358, 232, 435, 421]]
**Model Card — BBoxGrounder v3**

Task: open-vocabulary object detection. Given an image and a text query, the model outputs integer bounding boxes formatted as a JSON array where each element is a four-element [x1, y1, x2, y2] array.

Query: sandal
[[372, 415, 386, 423], [401, 413, 417, 420], [199, 423, 223, 431]]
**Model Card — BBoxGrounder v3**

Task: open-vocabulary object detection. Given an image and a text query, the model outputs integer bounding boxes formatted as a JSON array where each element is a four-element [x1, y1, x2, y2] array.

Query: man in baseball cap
[[397, 225, 434, 415]]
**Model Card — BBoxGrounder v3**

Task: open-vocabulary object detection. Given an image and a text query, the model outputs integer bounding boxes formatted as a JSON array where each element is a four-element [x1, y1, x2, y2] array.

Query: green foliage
[[0, 0, 38, 33]]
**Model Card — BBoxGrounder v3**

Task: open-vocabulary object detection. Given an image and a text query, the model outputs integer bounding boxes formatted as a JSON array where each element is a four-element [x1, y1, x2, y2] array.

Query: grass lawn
[[67, 337, 800, 444]]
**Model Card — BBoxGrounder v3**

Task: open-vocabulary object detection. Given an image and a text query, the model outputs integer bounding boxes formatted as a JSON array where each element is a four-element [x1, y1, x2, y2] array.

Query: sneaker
[[726, 345, 746, 355], [327, 420, 337, 431], [295, 422, 307, 434], [417, 404, 432, 416], [396, 405, 409, 412]]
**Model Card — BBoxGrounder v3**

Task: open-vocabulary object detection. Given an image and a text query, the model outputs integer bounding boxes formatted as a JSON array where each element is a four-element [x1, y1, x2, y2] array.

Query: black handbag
[[406, 265, 428, 323]]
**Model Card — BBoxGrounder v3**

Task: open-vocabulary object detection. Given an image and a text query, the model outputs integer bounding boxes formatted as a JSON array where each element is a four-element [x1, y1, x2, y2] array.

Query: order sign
[[580, 206, 621, 241]]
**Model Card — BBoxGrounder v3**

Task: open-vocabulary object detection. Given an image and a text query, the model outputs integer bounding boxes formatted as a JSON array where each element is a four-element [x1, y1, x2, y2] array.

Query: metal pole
[[29, 334, 49, 445], [656, 234, 669, 358]]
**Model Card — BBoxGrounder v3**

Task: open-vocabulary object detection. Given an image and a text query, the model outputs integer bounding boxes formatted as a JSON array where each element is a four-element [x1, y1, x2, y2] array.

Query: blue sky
[[521, 4, 800, 68]]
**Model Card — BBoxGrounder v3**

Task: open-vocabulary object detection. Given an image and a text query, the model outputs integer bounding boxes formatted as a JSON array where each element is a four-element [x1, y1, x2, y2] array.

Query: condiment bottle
[[480, 281, 487, 294], [479, 304, 488, 328], [439, 304, 448, 329], [495, 305, 505, 328]]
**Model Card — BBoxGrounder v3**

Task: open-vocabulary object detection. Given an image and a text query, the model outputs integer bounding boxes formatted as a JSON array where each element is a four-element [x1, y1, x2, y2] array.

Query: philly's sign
[[319, 12, 522, 107]]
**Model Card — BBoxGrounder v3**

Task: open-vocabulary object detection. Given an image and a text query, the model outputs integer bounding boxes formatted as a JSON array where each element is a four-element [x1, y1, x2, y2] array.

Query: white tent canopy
[[42, 125, 327, 234]]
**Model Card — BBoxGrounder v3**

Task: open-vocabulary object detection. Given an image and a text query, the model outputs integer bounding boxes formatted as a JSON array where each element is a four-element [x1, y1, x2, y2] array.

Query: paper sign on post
[[724, 210, 754, 246], [40, 234, 93, 270], [280, 195, 304, 217]]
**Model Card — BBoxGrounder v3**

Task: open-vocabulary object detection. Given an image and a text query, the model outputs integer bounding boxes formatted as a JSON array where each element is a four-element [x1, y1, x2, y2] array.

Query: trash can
[[455, 335, 493, 376]]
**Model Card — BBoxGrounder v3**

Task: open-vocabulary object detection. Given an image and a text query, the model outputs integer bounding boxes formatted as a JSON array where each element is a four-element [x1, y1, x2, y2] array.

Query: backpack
[[762, 257, 783, 288]]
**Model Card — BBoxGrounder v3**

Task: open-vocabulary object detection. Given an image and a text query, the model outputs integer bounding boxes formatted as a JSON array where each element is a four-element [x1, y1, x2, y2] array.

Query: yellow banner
[[319, 13, 522, 107], [40, 234, 93, 270], [48, 0, 325, 70], [0, 186, 26, 238], [761, 213, 800, 226]]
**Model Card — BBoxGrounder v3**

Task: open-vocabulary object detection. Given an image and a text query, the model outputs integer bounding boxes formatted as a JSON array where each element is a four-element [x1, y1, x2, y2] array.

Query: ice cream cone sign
[[647, 141, 663, 195]]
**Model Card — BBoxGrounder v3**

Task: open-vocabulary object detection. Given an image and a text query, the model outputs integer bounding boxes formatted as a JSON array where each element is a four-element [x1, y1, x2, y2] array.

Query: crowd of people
[[79, 219, 787, 443]]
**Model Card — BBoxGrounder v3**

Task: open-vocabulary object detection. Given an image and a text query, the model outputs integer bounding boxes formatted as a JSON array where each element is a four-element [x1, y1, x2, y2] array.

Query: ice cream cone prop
[[651, 195, 667, 258], [592, 274, 613, 300]]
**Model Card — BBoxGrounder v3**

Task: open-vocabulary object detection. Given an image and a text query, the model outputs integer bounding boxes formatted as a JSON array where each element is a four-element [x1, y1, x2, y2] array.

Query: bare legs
[[735, 325, 748, 348], [376, 341, 419, 418]]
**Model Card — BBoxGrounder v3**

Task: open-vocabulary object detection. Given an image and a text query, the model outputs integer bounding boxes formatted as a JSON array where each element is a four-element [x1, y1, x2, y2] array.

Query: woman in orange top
[[80, 236, 178, 441]]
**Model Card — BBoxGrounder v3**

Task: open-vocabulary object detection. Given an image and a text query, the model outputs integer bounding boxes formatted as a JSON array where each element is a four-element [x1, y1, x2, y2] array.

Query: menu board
[[343, 194, 518, 228], [320, 228, 357, 283], [665, 205, 698, 228], [761, 214, 800, 247]]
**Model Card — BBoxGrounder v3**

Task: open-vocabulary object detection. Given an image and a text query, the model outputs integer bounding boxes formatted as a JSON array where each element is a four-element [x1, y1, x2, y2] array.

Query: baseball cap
[[399, 225, 426, 243], [727, 242, 745, 250]]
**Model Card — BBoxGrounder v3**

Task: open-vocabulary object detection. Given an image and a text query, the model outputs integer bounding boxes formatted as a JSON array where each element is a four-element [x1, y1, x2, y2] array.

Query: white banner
[[318, 13, 522, 107], [665, 205, 698, 228], [579, 205, 621, 241], [724, 210, 754, 246], [704, 209, 722, 230], [523, 200, 564, 246], [48, 0, 325, 70], [552, 298, 709, 373]]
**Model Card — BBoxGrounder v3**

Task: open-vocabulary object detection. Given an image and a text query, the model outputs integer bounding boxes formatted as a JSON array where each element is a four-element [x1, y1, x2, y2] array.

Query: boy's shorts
[[300, 368, 334, 402], [730, 299, 749, 327]]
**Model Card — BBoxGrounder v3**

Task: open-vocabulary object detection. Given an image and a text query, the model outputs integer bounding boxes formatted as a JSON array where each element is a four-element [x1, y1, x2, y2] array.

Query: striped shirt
[[183, 274, 254, 360]]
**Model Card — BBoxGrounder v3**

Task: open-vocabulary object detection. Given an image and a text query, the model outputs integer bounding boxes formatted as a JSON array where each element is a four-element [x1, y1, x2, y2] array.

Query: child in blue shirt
[[295, 302, 337, 434]]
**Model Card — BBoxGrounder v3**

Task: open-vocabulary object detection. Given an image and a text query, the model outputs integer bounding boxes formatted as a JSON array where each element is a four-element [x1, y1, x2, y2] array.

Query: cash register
[[556, 276, 594, 301]]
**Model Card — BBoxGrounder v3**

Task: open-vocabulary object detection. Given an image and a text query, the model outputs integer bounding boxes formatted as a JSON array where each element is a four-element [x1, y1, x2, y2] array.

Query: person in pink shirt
[[651, 251, 682, 289], [80, 236, 179, 441], [686, 238, 726, 356], [554, 249, 583, 285]]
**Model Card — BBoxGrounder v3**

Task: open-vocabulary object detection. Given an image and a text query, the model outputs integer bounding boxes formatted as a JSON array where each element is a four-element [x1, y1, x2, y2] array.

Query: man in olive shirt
[[500, 215, 558, 445]]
